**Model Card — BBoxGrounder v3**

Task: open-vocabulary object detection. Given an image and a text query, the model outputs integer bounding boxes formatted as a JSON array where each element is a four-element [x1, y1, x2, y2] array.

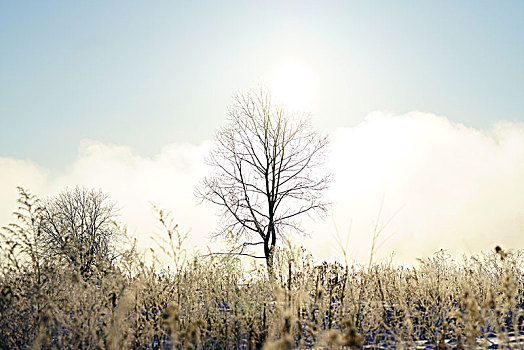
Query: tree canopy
[[198, 91, 331, 273]]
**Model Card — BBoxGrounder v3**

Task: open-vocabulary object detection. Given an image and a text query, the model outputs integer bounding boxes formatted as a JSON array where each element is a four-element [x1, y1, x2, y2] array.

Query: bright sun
[[270, 65, 313, 110]]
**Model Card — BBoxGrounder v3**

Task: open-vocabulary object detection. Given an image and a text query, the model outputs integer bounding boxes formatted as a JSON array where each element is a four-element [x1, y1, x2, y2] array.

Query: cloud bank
[[1, 111, 523, 265], [0, 140, 218, 255]]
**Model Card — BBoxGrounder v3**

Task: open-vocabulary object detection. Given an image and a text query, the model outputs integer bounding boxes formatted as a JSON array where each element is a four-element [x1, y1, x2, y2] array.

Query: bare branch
[[197, 90, 330, 271]]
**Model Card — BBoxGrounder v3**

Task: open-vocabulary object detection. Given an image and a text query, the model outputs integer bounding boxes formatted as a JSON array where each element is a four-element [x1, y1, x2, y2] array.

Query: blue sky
[[1, 1, 523, 171]]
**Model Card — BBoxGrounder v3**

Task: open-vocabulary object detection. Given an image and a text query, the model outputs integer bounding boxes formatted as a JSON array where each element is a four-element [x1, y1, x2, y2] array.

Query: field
[[1, 202, 523, 350]]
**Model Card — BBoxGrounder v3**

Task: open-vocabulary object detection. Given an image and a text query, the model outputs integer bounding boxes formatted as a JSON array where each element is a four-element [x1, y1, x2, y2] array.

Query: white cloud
[[0, 157, 49, 229], [1, 112, 523, 266], [0, 139, 218, 257], [301, 111, 524, 265]]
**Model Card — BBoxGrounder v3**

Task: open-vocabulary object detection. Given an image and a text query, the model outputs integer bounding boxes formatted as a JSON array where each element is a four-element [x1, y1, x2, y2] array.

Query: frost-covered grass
[[1, 192, 523, 349]]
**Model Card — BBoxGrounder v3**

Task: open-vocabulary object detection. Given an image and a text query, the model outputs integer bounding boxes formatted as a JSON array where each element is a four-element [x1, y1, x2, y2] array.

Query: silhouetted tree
[[40, 187, 119, 276], [198, 91, 330, 274]]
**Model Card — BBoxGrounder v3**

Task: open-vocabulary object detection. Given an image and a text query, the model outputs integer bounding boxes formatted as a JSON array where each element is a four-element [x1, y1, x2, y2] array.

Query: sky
[[1, 1, 523, 265]]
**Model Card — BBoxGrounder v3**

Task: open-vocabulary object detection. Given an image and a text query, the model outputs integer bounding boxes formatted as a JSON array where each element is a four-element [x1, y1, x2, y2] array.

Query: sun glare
[[270, 65, 313, 110]]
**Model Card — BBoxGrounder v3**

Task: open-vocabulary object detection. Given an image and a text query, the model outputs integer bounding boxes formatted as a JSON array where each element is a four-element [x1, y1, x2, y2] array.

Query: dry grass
[[1, 191, 523, 349]]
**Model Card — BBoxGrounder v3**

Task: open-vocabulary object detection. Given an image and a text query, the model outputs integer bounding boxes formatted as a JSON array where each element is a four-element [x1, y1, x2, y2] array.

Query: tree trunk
[[264, 222, 277, 279], [264, 237, 274, 279]]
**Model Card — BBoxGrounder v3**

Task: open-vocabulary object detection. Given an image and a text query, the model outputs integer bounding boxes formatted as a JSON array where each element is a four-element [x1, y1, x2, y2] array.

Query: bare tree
[[40, 187, 119, 276], [197, 91, 331, 273]]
